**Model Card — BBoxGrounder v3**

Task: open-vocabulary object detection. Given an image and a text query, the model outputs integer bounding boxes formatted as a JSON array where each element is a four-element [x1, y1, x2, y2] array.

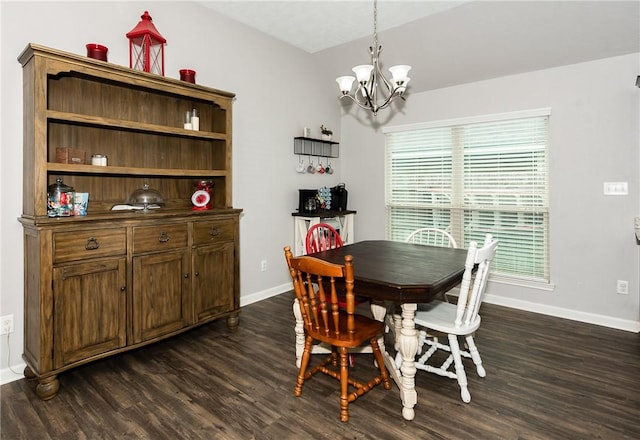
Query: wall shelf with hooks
[[294, 137, 339, 158]]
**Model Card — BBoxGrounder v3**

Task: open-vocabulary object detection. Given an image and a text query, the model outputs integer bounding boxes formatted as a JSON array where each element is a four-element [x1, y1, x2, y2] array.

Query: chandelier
[[335, 0, 411, 115]]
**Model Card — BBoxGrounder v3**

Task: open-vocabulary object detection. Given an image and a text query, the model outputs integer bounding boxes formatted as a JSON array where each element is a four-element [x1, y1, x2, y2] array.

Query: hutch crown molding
[[18, 43, 242, 399]]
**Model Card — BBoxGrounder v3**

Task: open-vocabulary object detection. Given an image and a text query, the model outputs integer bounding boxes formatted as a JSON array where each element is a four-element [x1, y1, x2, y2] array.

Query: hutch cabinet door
[[132, 250, 191, 343], [52, 258, 127, 369], [192, 242, 235, 322]]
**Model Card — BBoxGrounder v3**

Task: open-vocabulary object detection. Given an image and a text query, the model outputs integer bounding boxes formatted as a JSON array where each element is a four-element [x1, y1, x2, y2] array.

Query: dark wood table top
[[310, 240, 468, 303]]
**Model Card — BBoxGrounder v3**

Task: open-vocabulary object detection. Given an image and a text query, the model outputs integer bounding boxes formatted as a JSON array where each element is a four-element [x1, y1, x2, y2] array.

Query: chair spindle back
[[284, 246, 356, 340], [454, 234, 498, 328]]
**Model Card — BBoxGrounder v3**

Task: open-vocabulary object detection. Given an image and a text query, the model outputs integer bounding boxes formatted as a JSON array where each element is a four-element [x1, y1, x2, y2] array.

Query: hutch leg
[[226, 312, 240, 330], [23, 365, 37, 380], [35, 375, 60, 400]]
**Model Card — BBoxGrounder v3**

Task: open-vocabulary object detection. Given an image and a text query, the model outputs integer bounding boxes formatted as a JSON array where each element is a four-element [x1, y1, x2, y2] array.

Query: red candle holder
[[86, 44, 108, 62], [180, 69, 196, 84]]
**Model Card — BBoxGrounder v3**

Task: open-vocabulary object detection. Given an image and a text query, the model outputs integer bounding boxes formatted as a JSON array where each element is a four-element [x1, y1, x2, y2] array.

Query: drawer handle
[[85, 237, 100, 250], [209, 227, 220, 237], [158, 232, 170, 243]]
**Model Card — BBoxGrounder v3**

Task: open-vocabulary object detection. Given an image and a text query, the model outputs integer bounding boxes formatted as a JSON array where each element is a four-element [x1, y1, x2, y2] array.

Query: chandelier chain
[[373, 0, 378, 49]]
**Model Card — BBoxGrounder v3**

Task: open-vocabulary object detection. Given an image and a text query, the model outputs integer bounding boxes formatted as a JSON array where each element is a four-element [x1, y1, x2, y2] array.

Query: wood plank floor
[[2, 291, 639, 439]]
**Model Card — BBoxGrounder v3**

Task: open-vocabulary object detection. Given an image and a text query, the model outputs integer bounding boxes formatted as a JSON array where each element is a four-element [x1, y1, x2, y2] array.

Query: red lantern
[[126, 11, 166, 76]]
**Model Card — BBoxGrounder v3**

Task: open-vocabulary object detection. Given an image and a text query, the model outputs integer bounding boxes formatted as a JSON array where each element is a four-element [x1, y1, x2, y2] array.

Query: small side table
[[291, 210, 357, 255]]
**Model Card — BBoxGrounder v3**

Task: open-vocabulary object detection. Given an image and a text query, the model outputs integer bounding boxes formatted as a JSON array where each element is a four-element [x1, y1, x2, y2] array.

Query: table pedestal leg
[[293, 298, 305, 368], [398, 303, 418, 421]]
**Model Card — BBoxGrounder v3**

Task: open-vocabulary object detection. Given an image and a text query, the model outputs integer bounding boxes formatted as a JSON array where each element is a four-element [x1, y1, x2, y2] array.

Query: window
[[384, 109, 550, 285]]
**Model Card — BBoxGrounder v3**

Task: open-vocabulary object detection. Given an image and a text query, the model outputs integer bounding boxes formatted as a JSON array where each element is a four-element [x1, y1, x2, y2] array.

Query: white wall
[[340, 53, 640, 331], [0, 1, 342, 382]]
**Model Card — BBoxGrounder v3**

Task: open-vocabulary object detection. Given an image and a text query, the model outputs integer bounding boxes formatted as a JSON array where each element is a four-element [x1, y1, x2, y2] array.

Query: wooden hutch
[[18, 44, 242, 399]]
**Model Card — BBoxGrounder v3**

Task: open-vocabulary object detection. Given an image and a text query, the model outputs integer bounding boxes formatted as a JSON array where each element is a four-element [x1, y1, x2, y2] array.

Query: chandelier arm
[[339, 93, 380, 113], [372, 46, 394, 94], [357, 81, 375, 109]]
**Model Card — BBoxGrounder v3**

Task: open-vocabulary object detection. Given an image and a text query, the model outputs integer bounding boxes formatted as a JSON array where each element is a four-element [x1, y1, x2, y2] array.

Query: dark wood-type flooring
[[2, 291, 639, 439]]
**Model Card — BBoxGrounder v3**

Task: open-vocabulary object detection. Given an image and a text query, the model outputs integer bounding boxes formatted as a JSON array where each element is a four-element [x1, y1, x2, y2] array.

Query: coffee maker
[[331, 184, 348, 211], [298, 189, 318, 213]]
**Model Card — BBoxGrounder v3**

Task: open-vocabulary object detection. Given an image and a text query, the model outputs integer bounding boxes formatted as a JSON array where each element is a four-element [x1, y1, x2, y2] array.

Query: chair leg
[[295, 336, 314, 397], [370, 338, 392, 390], [339, 347, 350, 422], [465, 334, 486, 377], [448, 334, 471, 403]]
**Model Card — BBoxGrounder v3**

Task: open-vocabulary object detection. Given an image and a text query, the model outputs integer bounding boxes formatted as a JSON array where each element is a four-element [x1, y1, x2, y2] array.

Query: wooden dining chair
[[407, 233, 498, 403], [284, 246, 391, 422], [299, 223, 371, 367]]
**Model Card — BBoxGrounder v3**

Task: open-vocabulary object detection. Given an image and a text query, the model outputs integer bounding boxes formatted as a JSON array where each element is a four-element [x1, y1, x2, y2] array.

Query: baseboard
[[240, 283, 291, 307], [484, 293, 640, 333], [1, 362, 26, 385], [240, 286, 640, 332]]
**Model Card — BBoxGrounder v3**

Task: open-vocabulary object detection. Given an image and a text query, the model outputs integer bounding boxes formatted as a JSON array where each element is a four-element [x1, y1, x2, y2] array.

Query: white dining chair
[[405, 233, 498, 403], [405, 227, 458, 248], [405, 227, 459, 303]]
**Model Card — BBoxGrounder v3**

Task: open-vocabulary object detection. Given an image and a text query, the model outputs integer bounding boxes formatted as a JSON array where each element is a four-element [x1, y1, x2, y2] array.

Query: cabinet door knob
[[85, 237, 99, 250], [209, 227, 219, 237], [194, 271, 199, 277], [158, 232, 170, 243], [184, 273, 189, 279], [120, 286, 126, 292]]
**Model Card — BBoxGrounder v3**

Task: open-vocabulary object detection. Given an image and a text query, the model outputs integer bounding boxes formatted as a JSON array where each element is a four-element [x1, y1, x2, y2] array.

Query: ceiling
[[197, 0, 469, 53], [197, 1, 640, 93]]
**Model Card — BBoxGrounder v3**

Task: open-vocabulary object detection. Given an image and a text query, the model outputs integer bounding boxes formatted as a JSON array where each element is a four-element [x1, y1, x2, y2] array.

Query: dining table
[[309, 240, 468, 421]]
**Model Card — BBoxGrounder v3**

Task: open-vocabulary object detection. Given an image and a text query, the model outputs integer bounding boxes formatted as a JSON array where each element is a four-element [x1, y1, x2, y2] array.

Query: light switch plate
[[603, 182, 628, 195]]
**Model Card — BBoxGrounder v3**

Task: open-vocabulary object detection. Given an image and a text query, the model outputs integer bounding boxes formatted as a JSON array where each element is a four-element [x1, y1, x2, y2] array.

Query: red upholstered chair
[[305, 223, 344, 254]]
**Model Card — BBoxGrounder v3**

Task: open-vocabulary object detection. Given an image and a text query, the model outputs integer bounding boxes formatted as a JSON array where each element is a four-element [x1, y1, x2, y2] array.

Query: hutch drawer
[[192, 219, 235, 245], [53, 228, 127, 263], [132, 223, 188, 254]]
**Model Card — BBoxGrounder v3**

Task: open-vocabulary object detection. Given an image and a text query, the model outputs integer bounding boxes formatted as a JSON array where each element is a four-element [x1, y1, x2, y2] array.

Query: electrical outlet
[[261, 260, 268, 272], [0, 314, 14, 335], [617, 280, 629, 295]]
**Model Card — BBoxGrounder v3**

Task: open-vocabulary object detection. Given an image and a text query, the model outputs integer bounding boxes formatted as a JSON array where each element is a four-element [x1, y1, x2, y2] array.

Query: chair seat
[[415, 302, 481, 336], [310, 314, 385, 348]]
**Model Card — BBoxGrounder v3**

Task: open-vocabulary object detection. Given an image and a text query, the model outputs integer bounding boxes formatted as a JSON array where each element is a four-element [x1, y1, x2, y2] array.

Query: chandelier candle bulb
[[336, 76, 355, 94], [353, 65, 374, 84]]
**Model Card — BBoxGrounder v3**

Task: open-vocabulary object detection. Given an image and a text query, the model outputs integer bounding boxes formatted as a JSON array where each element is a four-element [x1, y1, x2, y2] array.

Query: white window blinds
[[385, 109, 550, 284]]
